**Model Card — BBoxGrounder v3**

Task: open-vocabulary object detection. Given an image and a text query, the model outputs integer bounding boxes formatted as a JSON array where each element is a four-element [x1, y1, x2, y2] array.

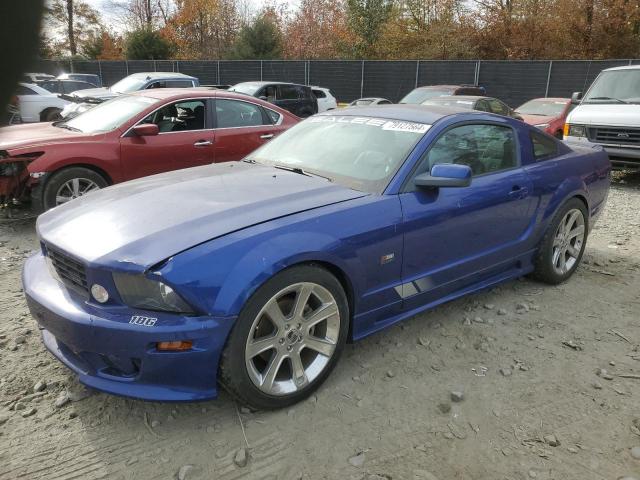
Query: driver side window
[[140, 99, 207, 133], [417, 124, 517, 177]]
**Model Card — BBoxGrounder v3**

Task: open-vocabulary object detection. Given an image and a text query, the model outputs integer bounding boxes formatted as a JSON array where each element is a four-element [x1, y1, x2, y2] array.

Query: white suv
[[564, 65, 640, 169], [311, 86, 338, 112]]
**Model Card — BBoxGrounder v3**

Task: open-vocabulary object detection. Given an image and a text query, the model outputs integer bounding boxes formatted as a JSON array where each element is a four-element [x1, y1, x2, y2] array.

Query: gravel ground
[[1, 171, 639, 480]]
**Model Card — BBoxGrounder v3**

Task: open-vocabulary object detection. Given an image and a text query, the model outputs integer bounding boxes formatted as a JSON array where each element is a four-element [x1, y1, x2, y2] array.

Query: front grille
[[46, 245, 88, 294], [588, 126, 640, 147]]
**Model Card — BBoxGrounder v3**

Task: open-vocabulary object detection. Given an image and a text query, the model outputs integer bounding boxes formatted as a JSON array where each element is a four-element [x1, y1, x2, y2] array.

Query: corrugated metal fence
[[32, 59, 639, 107]]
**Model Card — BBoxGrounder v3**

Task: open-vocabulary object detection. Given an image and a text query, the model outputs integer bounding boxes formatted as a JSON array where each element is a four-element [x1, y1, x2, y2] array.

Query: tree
[[106, 0, 173, 30], [169, 0, 240, 59], [82, 31, 123, 59], [125, 28, 174, 59], [229, 14, 282, 59], [284, 0, 353, 59], [47, 0, 102, 56], [345, 0, 393, 57]]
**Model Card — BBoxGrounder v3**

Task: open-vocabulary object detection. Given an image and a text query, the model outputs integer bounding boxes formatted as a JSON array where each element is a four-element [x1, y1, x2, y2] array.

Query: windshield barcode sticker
[[382, 121, 431, 133], [309, 115, 430, 133]]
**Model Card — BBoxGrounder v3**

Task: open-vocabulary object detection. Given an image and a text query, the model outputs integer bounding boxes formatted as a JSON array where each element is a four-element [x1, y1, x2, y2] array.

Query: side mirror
[[571, 91, 583, 104], [131, 124, 159, 136], [414, 164, 472, 188]]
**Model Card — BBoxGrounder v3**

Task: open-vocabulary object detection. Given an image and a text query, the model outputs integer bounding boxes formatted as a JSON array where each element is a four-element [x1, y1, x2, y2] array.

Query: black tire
[[42, 167, 109, 211], [531, 198, 588, 284], [219, 264, 349, 410], [42, 108, 62, 122]]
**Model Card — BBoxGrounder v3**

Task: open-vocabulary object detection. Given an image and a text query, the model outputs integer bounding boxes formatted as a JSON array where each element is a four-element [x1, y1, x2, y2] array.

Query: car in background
[[22, 105, 610, 409], [57, 73, 102, 87], [311, 86, 338, 112], [564, 65, 640, 169], [36, 79, 97, 96], [400, 84, 486, 104], [22, 73, 55, 83], [229, 82, 318, 118], [61, 72, 200, 118], [0, 89, 298, 211], [422, 96, 522, 120], [349, 97, 392, 107], [15, 83, 69, 122], [514, 98, 572, 138]]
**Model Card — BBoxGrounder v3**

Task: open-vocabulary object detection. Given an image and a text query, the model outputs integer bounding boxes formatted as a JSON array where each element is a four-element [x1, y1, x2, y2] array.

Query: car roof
[[320, 104, 471, 123], [414, 84, 480, 90], [233, 81, 304, 87], [126, 72, 197, 80], [603, 65, 640, 72], [428, 95, 488, 101]]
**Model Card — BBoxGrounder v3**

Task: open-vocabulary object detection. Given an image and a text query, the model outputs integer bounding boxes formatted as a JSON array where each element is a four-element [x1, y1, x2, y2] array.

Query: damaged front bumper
[[22, 252, 236, 401]]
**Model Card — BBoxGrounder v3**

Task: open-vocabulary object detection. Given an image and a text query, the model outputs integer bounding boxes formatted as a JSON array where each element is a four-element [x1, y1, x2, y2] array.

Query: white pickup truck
[[564, 65, 640, 169]]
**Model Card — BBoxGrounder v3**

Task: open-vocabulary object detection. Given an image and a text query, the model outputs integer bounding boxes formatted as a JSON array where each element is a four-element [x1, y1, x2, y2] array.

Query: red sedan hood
[[0, 123, 92, 152], [518, 113, 556, 126]]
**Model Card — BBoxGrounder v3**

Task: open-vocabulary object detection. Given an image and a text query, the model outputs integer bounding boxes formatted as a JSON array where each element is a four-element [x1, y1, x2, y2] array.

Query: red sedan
[[514, 97, 572, 138], [0, 89, 299, 211]]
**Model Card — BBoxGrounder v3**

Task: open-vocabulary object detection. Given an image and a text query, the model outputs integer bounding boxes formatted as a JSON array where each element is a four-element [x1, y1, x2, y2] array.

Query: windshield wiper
[[585, 96, 629, 104], [273, 164, 333, 182], [53, 122, 82, 132]]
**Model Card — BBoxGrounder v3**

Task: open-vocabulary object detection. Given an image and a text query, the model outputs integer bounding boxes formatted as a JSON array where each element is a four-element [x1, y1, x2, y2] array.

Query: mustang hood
[[37, 162, 367, 270]]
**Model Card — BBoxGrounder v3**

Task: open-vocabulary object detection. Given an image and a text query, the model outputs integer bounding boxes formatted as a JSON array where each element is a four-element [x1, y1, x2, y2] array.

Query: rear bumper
[[564, 135, 640, 168], [23, 253, 236, 402]]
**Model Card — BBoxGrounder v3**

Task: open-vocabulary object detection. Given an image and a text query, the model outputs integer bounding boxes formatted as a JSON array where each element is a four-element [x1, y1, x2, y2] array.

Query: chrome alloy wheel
[[245, 282, 341, 396], [55, 178, 100, 205], [551, 208, 586, 275]]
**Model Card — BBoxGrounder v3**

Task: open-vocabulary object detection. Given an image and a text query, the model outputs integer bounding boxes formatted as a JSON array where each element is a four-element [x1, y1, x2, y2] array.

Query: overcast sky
[[83, 0, 300, 32]]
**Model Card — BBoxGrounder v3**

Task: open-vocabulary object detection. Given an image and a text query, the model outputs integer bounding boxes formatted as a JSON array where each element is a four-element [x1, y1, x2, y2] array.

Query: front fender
[[160, 226, 361, 319]]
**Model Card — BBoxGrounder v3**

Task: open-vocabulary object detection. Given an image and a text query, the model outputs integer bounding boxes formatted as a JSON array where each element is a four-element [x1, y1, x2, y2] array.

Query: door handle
[[509, 186, 529, 198], [194, 140, 213, 147], [260, 134, 274, 140]]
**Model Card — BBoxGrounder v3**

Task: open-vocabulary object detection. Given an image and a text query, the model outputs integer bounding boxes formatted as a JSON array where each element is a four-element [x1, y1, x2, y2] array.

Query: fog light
[[157, 340, 193, 351], [91, 284, 109, 303]]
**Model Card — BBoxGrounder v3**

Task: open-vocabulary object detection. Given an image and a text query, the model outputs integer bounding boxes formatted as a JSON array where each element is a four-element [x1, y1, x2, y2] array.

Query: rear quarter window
[[312, 89, 326, 98], [531, 130, 559, 161]]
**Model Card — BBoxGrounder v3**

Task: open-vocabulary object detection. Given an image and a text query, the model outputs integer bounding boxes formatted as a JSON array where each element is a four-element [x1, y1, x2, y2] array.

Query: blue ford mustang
[[23, 105, 610, 409]]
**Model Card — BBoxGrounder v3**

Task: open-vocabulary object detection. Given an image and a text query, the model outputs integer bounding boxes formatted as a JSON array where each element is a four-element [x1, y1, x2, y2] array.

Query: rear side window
[[216, 99, 267, 128], [165, 80, 194, 88], [264, 108, 282, 125], [531, 131, 558, 160], [16, 85, 37, 95], [38, 81, 59, 93], [312, 89, 326, 98], [422, 124, 517, 176], [278, 85, 299, 100]]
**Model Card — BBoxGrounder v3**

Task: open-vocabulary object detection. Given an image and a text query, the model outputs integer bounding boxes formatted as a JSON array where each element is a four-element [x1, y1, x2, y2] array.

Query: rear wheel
[[42, 167, 108, 210], [41, 108, 62, 122], [219, 265, 349, 410], [531, 198, 588, 284]]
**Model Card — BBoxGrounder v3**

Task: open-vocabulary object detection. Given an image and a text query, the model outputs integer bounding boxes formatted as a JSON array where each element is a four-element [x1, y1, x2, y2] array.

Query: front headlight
[[535, 123, 550, 129], [113, 273, 195, 314], [564, 124, 586, 137]]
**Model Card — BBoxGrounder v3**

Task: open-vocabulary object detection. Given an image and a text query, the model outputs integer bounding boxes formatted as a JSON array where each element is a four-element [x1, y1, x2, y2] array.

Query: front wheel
[[42, 167, 108, 210], [531, 198, 588, 284], [219, 265, 349, 410]]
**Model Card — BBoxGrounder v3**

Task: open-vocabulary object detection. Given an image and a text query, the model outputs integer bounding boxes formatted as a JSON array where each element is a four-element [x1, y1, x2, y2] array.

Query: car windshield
[[583, 70, 640, 104], [228, 83, 261, 96], [110, 76, 149, 93], [59, 95, 157, 133], [422, 98, 474, 109], [246, 115, 430, 193], [516, 99, 568, 115], [400, 89, 452, 104]]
